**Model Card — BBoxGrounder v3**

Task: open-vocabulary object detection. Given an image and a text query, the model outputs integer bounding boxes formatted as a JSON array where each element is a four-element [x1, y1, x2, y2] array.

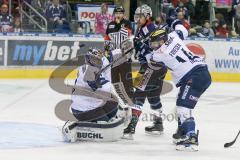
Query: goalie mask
[[85, 48, 104, 68], [134, 4, 152, 23], [149, 29, 168, 51]]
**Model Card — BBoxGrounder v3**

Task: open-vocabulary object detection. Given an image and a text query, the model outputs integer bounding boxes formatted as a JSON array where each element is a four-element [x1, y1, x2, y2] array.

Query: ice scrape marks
[[0, 84, 30, 93], [0, 122, 64, 149]]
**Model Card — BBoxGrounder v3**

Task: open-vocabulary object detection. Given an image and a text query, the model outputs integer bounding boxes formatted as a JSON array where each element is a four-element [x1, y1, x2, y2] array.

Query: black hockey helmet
[[113, 5, 125, 13], [149, 29, 168, 50]]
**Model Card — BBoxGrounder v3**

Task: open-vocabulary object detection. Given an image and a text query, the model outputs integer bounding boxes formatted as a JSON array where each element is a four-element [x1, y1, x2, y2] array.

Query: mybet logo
[[13, 41, 81, 65]]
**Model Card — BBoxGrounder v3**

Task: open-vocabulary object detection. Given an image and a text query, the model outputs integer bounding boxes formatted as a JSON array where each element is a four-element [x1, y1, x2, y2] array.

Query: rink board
[[0, 68, 240, 82], [0, 34, 240, 82]]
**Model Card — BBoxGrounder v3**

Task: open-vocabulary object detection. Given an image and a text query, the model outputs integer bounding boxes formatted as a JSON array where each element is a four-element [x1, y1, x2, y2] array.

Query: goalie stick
[[224, 130, 240, 148], [55, 82, 131, 121], [95, 47, 134, 78]]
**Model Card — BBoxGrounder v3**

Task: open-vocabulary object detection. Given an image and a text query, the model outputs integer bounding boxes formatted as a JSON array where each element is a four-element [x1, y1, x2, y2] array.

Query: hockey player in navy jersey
[[139, 16, 212, 151], [123, 4, 168, 138]]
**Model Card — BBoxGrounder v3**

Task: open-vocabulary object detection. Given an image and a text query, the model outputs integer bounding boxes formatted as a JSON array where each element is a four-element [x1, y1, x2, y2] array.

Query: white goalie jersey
[[71, 57, 112, 112]]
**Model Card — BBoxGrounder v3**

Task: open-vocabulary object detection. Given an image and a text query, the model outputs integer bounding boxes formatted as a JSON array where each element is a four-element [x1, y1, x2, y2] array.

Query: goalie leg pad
[[63, 118, 125, 142]]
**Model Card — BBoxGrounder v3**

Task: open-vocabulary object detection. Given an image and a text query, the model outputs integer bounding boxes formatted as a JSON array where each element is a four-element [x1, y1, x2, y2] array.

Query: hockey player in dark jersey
[[104, 6, 134, 107], [123, 4, 168, 139]]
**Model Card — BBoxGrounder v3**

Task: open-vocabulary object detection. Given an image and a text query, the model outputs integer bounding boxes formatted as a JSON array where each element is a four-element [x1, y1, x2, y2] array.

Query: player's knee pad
[[177, 106, 193, 125]]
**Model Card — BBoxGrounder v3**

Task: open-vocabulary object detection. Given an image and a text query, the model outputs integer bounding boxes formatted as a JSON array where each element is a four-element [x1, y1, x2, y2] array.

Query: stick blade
[[224, 141, 234, 148]]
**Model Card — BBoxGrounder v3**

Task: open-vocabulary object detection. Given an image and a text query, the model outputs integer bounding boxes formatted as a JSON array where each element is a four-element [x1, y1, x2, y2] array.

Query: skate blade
[[176, 144, 198, 152], [172, 138, 181, 144], [172, 139, 177, 144], [121, 134, 134, 140], [145, 130, 163, 136]]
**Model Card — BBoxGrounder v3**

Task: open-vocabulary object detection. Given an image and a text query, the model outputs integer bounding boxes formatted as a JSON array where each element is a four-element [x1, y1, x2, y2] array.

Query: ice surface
[[0, 79, 239, 160]]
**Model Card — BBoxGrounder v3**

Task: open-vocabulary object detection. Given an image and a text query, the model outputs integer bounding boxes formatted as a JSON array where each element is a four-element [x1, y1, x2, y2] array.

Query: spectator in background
[[216, 20, 229, 38], [175, 0, 189, 19], [31, 0, 45, 15], [155, 14, 166, 28], [177, 11, 190, 30], [177, 11, 197, 35], [0, 4, 13, 32], [232, 0, 240, 8], [235, 4, 240, 34], [184, 0, 195, 18], [14, 17, 22, 32], [195, 0, 210, 25], [45, 0, 70, 33], [212, 19, 220, 35], [1, 0, 20, 17], [95, 3, 113, 34], [198, 20, 215, 37]]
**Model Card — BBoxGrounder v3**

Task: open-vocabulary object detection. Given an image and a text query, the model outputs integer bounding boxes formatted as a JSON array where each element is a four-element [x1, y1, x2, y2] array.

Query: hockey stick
[[68, 84, 118, 103], [224, 130, 240, 148], [95, 47, 135, 77]]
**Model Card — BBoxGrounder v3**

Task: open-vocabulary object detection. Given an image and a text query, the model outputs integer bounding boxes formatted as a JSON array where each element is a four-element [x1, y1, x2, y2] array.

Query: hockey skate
[[122, 115, 139, 140], [145, 115, 163, 135], [172, 127, 185, 144], [176, 130, 199, 152], [62, 121, 77, 143]]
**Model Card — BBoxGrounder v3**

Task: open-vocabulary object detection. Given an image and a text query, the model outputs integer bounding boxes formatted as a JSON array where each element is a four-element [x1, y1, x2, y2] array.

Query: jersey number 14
[[176, 48, 200, 63]]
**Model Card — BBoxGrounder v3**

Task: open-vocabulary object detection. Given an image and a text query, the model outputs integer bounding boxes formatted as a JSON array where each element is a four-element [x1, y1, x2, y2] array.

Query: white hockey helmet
[[85, 48, 103, 68], [134, 4, 152, 22]]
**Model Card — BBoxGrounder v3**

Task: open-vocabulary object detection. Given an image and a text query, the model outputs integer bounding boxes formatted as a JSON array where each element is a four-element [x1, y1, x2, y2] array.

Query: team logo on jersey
[[181, 85, 190, 100], [142, 26, 149, 35], [189, 95, 199, 101]]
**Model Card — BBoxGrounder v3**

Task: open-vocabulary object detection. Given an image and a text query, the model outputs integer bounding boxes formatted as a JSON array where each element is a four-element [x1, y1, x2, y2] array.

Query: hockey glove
[[99, 77, 109, 86], [133, 37, 145, 51], [87, 80, 99, 91], [87, 77, 109, 91]]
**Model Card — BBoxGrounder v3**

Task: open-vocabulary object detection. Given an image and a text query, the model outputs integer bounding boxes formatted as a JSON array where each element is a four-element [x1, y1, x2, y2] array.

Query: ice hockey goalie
[[62, 48, 131, 143]]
